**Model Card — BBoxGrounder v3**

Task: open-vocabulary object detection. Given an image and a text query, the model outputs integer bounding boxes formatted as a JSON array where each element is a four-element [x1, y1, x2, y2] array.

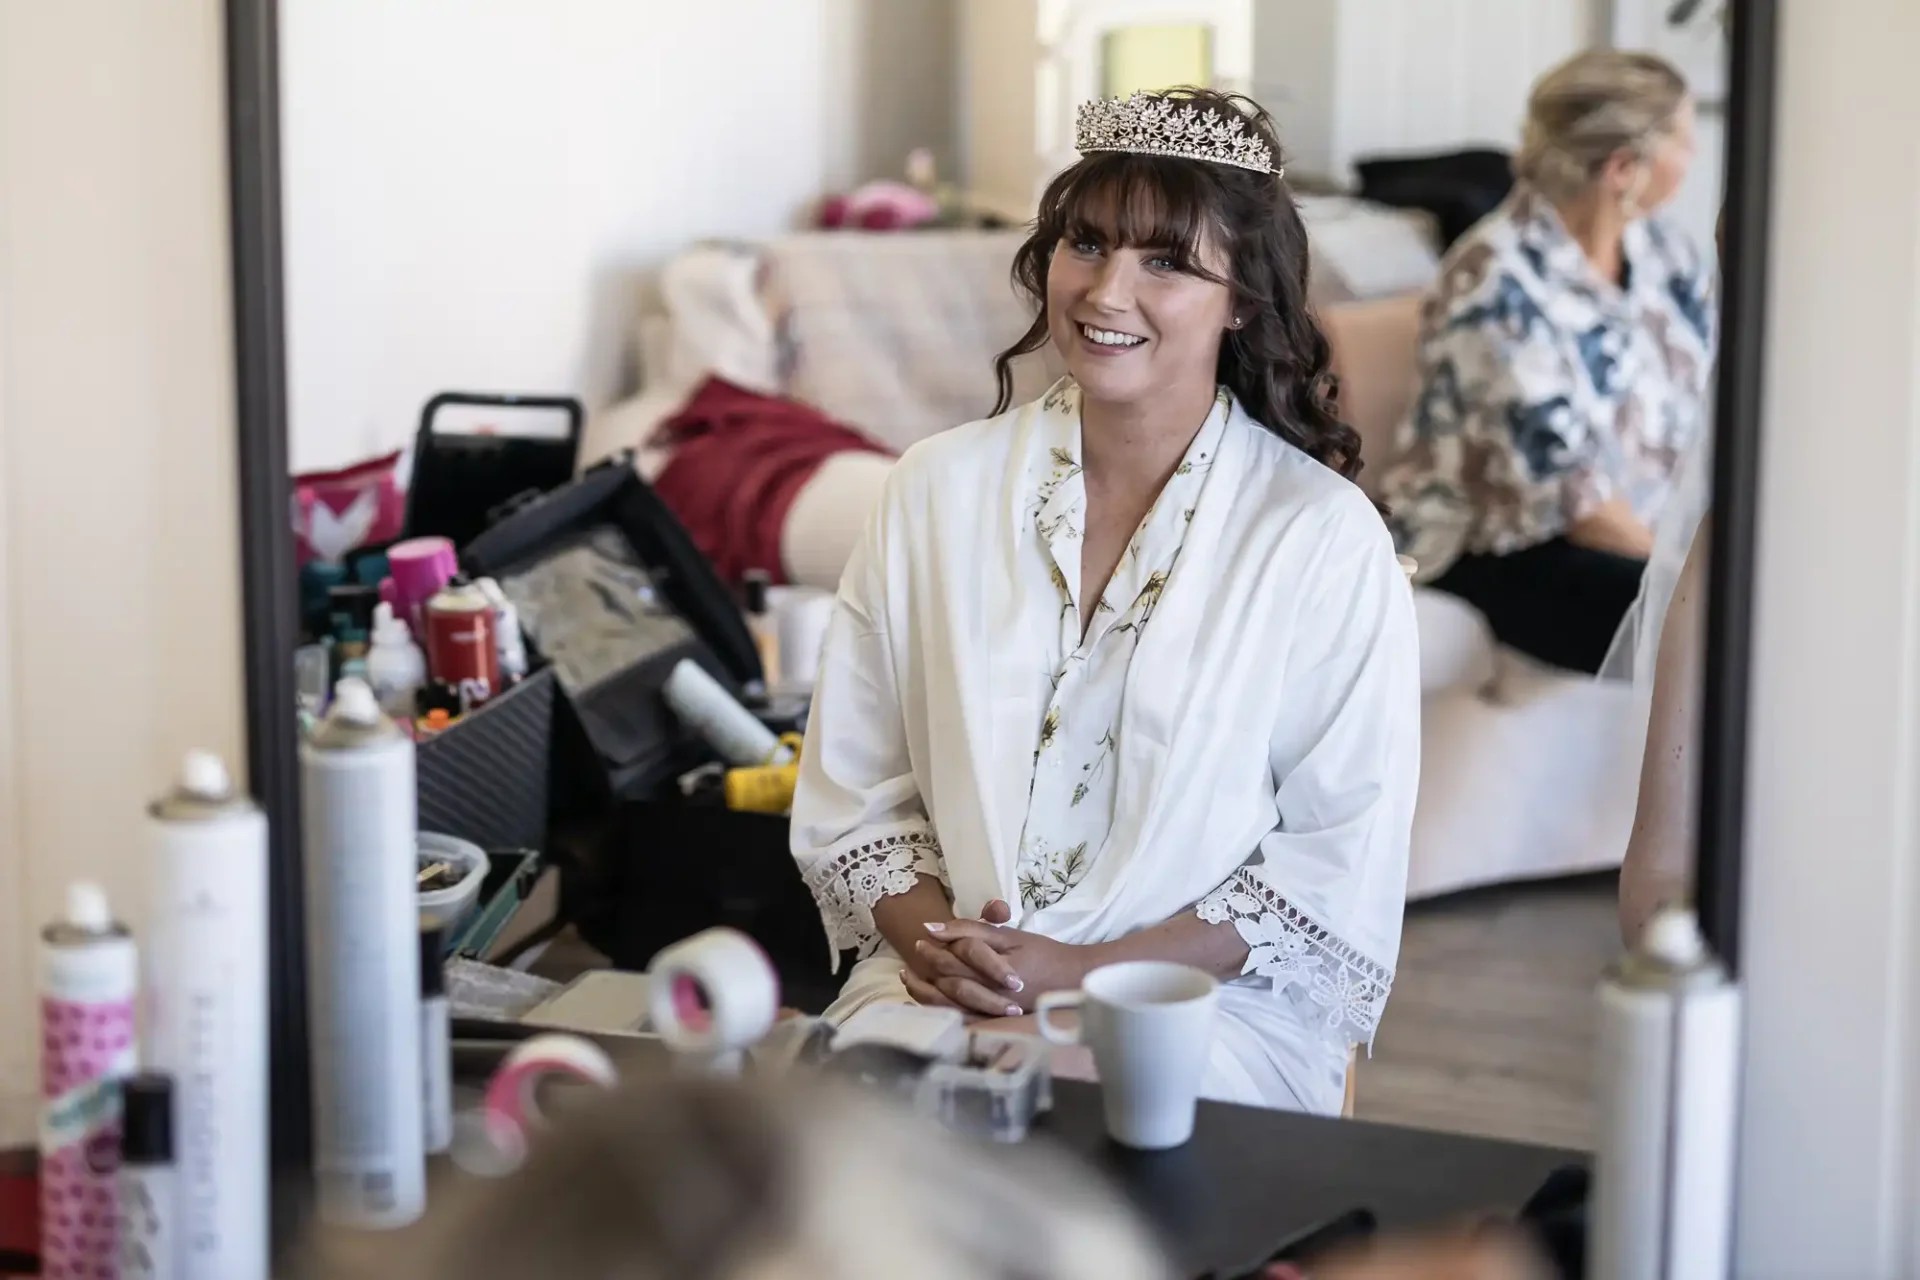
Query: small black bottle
[[119, 1072, 175, 1280]]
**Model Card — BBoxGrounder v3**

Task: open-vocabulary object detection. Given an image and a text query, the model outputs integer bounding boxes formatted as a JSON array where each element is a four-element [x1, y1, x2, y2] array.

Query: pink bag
[[293, 450, 407, 564]]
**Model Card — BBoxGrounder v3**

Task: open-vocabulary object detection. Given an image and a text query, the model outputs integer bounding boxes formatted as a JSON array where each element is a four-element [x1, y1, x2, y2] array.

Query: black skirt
[[1428, 537, 1646, 675]]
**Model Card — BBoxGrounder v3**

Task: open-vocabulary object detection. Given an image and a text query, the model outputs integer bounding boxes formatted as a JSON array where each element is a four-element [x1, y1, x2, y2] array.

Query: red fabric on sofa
[[652, 377, 893, 585]]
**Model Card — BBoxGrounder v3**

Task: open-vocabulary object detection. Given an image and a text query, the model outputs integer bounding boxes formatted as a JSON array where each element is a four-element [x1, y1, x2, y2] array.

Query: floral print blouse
[[1377, 183, 1717, 579], [1011, 383, 1227, 912]]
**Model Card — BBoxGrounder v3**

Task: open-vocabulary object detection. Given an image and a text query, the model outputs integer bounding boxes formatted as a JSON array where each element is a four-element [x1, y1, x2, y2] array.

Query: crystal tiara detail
[[1074, 92, 1281, 176]]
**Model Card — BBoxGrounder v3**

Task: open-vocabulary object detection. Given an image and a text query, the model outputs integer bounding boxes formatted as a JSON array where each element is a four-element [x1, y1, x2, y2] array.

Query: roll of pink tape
[[452, 1034, 619, 1177]]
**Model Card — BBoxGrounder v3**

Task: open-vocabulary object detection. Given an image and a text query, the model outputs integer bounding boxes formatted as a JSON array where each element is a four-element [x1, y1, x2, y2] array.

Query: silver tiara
[[1074, 92, 1281, 177]]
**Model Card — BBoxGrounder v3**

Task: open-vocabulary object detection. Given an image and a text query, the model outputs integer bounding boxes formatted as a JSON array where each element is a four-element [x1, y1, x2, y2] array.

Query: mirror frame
[[224, 0, 1777, 1252], [1698, 0, 1776, 973], [224, 0, 311, 1248]]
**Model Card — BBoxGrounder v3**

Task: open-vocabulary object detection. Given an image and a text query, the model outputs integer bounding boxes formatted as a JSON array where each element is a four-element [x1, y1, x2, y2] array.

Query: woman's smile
[[1075, 321, 1148, 353]]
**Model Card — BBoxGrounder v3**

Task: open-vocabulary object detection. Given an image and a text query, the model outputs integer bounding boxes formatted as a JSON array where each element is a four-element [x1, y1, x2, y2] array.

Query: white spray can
[[1590, 906, 1742, 1280], [143, 751, 268, 1279], [300, 676, 425, 1228], [663, 659, 791, 766]]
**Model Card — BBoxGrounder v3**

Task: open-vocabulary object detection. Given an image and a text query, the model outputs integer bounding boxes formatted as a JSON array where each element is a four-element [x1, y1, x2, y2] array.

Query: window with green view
[[1101, 24, 1214, 97]]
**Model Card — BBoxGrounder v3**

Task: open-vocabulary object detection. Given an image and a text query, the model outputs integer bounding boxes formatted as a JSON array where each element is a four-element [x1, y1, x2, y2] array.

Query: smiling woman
[[789, 87, 1420, 1118], [993, 90, 1363, 483]]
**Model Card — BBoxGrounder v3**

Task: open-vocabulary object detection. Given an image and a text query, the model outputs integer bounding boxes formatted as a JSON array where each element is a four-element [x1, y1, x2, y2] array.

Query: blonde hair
[[307, 1073, 1169, 1280], [1513, 50, 1689, 202]]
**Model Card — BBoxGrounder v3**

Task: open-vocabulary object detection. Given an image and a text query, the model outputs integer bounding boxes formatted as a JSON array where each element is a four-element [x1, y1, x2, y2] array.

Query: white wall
[[281, 0, 955, 474], [0, 0, 246, 1145], [1250, 0, 1342, 180], [1256, 0, 1599, 186], [1735, 0, 1920, 1271], [959, 0, 1045, 223]]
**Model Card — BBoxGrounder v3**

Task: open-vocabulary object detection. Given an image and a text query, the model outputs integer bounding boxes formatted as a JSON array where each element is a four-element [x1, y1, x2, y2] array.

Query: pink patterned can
[[39, 882, 138, 1279]]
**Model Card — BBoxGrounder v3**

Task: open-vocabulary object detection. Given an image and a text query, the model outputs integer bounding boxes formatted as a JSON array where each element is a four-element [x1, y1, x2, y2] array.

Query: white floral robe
[[1013, 388, 1223, 914], [792, 380, 1421, 1115]]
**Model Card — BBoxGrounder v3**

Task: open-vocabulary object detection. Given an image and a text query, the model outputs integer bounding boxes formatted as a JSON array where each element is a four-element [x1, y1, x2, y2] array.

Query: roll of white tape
[[647, 928, 780, 1070]]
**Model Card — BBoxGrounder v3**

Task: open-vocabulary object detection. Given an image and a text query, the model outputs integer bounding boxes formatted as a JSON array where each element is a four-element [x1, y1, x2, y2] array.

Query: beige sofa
[[594, 233, 1642, 899]]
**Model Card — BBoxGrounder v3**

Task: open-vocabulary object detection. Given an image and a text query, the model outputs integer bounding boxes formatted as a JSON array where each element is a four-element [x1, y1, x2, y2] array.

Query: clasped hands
[[900, 898, 1097, 1018]]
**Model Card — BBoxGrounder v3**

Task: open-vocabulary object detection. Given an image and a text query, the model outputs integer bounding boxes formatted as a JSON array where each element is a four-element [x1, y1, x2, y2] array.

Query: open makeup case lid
[[461, 452, 765, 799]]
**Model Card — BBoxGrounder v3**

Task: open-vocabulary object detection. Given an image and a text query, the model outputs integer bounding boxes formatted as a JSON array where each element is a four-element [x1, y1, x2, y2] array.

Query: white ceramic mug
[[1036, 961, 1220, 1150]]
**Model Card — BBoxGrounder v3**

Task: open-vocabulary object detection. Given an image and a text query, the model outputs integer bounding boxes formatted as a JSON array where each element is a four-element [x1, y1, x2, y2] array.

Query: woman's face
[[1615, 94, 1698, 215], [1045, 217, 1235, 410]]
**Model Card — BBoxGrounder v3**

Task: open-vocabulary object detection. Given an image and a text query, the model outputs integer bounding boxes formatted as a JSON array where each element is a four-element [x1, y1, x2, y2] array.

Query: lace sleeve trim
[[1196, 869, 1395, 1047], [800, 828, 948, 964]]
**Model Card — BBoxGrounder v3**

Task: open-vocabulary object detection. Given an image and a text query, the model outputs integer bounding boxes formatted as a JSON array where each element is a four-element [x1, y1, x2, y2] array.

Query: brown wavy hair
[[991, 87, 1362, 481]]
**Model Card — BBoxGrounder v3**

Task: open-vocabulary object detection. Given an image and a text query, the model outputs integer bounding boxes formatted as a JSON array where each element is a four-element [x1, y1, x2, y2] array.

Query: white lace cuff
[[1196, 869, 1394, 1047], [800, 827, 948, 964]]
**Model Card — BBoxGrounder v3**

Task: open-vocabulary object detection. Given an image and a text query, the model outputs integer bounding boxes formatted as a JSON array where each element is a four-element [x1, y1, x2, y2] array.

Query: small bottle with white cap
[[366, 601, 428, 719]]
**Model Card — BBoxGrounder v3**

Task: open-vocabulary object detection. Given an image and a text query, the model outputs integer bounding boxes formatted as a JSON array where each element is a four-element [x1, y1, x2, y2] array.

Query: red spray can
[[422, 578, 499, 712]]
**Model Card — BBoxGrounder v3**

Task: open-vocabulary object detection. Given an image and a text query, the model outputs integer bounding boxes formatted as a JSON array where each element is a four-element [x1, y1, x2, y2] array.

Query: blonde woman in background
[[309, 1072, 1546, 1280], [1379, 50, 1716, 675]]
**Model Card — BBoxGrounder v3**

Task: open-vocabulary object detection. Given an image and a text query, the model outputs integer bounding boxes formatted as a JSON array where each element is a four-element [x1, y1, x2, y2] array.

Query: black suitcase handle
[[418, 390, 583, 447], [403, 391, 584, 549]]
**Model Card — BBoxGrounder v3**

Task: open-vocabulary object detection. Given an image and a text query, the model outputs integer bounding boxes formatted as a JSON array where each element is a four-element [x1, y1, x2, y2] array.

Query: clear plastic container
[[914, 1030, 1054, 1143], [416, 832, 490, 933]]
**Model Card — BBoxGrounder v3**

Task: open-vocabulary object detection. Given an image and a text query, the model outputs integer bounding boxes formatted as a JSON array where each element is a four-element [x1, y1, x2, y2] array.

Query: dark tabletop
[[449, 1033, 1581, 1276], [1040, 1080, 1581, 1276]]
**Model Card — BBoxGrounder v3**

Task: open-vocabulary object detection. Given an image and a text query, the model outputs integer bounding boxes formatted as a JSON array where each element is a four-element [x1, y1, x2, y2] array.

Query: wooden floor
[[535, 875, 1620, 1153], [1354, 875, 1618, 1151]]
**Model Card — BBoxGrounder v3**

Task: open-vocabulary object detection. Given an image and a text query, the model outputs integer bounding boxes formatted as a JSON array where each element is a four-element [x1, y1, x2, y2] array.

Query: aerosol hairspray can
[[118, 1073, 176, 1280], [143, 750, 268, 1279], [300, 676, 425, 1228], [39, 881, 138, 1278], [1590, 906, 1742, 1280], [423, 577, 499, 712]]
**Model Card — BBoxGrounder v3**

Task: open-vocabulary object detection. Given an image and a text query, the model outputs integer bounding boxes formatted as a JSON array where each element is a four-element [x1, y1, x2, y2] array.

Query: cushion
[[766, 231, 1062, 453], [1297, 195, 1442, 304], [1321, 293, 1422, 500], [781, 449, 896, 591], [1411, 587, 1498, 696], [1410, 669, 1639, 899]]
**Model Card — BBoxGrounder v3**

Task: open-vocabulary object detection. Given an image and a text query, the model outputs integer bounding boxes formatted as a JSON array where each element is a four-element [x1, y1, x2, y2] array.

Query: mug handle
[[1035, 991, 1084, 1045]]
